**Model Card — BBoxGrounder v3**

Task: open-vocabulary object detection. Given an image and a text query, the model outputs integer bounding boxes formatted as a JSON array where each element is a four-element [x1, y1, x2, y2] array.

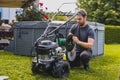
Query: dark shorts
[[69, 50, 92, 67]]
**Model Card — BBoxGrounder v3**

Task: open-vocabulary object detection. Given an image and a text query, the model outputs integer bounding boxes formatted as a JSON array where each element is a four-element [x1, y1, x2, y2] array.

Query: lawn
[[0, 44, 120, 80]]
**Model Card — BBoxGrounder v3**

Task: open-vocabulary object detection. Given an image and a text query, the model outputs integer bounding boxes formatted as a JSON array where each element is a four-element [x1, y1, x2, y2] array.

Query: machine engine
[[31, 40, 70, 78]]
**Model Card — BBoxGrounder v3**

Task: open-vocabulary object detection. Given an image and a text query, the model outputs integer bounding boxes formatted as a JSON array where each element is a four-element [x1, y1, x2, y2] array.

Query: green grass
[[0, 44, 120, 80]]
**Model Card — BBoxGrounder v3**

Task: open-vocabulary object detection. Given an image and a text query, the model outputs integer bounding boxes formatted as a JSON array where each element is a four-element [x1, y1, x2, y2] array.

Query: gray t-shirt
[[69, 24, 94, 52]]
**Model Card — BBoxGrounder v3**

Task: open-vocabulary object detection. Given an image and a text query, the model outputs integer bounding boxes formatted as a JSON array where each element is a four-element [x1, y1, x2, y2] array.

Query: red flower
[[39, 2, 43, 7], [45, 7, 48, 10], [44, 14, 49, 20], [28, 3, 32, 7]]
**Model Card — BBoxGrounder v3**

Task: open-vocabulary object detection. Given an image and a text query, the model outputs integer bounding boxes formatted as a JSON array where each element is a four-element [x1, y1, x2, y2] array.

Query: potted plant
[[16, 0, 49, 21]]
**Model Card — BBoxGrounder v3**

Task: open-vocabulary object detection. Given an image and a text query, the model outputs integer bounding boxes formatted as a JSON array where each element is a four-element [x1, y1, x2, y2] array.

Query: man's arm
[[72, 36, 94, 49]]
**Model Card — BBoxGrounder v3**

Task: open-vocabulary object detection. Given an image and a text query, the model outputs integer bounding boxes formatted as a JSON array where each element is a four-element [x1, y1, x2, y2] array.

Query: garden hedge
[[105, 25, 120, 44]]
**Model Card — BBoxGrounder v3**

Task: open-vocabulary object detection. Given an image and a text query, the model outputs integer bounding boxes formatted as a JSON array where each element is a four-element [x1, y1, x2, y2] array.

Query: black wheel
[[52, 61, 70, 78], [31, 62, 39, 74], [60, 61, 70, 78]]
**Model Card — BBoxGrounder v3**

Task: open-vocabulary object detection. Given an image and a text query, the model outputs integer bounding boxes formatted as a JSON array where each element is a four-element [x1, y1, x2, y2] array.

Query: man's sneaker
[[84, 64, 90, 71]]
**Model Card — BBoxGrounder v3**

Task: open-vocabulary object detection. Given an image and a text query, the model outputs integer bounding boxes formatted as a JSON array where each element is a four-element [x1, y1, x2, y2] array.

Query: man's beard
[[79, 23, 84, 26], [78, 20, 85, 27], [78, 21, 84, 27]]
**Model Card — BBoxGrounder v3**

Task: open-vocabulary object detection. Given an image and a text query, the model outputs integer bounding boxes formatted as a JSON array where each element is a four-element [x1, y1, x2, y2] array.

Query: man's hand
[[72, 36, 79, 44], [66, 33, 74, 42], [72, 36, 94, 49]]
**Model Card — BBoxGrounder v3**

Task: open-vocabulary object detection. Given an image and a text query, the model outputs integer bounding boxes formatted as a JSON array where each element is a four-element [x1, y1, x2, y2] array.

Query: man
[[68, 9, 94, 71]]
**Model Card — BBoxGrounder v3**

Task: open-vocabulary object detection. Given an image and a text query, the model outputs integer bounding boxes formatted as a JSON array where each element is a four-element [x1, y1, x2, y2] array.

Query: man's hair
[[77, 9, 87, 17]]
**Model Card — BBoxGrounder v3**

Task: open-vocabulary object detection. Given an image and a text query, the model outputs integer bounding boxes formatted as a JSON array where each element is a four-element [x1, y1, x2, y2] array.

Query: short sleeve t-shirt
[[69, 24, 94, 52]]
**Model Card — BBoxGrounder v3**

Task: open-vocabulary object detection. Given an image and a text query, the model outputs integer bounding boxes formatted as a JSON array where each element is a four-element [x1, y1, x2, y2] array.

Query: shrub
[[105, 25, 120, 44]]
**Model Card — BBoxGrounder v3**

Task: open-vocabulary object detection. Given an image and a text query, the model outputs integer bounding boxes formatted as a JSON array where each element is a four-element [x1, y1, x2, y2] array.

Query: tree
[[77, 0, 120, 25]]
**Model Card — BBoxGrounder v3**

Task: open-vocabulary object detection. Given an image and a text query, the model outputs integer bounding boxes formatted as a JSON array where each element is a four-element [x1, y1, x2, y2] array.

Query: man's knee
[[80, 50, 91, 64]]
